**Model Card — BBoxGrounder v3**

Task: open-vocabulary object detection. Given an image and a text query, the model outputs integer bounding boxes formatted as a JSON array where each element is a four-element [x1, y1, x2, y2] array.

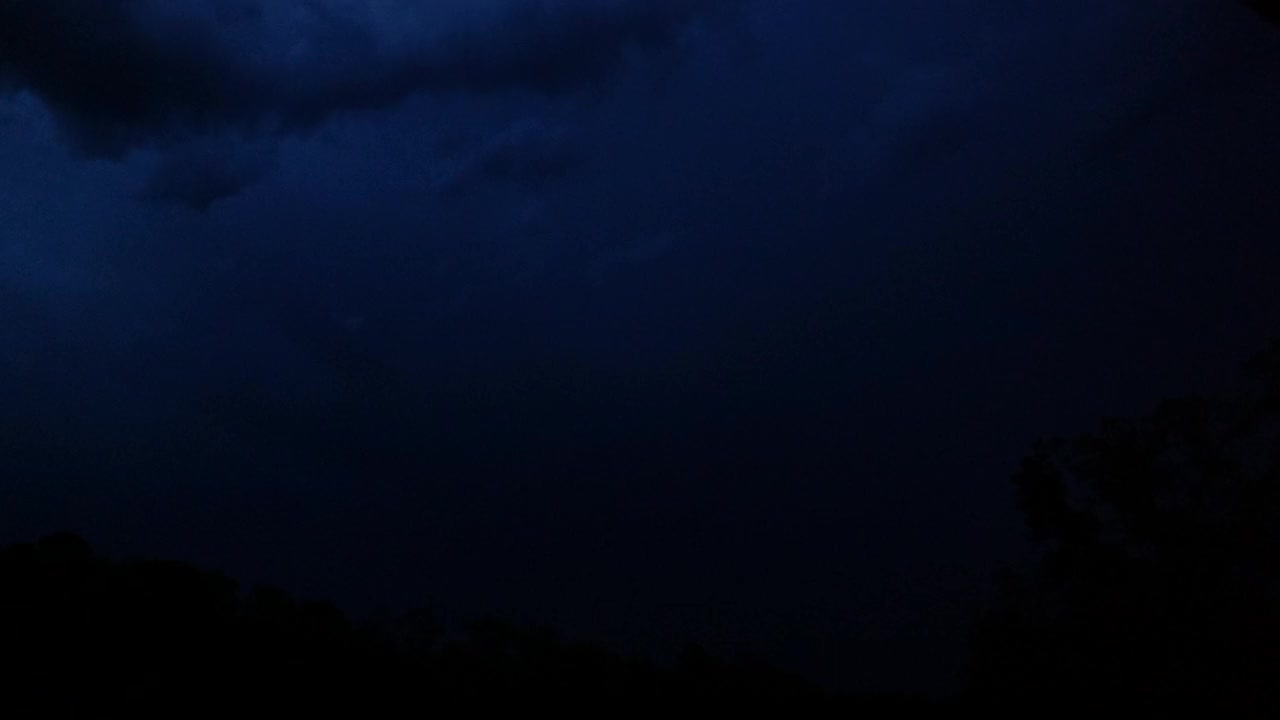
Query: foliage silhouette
[[1246, 0, 1280, 27], [968, 343, 1280, 714], [0, 533, 938, 714]]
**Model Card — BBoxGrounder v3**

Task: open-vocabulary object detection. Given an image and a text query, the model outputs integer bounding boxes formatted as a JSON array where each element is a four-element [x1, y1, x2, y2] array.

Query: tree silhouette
[[968, 343, 1280, 713], [0, 533, 861, 712], [1245, 0, 1280, 27]]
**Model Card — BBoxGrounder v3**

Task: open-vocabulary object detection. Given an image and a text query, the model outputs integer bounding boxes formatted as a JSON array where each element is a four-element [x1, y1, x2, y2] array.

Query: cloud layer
[[0, 0, 737, 205]]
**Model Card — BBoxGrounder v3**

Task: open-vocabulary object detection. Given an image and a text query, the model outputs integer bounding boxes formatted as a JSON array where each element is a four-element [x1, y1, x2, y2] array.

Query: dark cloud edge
[[0, 0, 745, 208]]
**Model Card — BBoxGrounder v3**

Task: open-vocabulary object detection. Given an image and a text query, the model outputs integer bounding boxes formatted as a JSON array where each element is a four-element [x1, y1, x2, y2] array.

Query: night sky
[[3, 0, 1280, 694]]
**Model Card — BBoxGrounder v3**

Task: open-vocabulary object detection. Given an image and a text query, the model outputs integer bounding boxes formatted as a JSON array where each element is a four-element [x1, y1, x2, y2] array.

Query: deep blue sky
[[3, 0, 1280, 693]]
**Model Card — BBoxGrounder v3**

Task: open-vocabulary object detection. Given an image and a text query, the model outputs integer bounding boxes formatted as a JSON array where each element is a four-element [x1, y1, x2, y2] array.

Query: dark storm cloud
[[0, 0, 738, 206], [0, 0, 263, 157], [420, 0, 739, 95], [139, 135, 277, 209], [431, 119, 582, 196], [0, 0, 737, 156]]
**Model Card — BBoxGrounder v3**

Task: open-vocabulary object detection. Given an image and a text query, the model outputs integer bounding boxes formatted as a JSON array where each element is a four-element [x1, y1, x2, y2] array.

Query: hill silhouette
[[0, 532, 941, 714]]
